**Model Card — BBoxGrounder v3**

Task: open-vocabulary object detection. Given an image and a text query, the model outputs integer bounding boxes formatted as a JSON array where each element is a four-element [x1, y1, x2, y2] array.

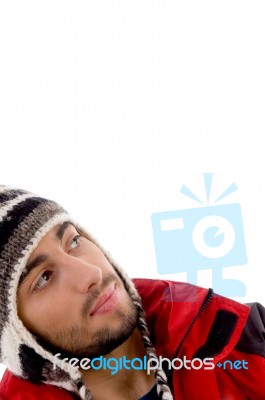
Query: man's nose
[[61, 255, 102, 293]]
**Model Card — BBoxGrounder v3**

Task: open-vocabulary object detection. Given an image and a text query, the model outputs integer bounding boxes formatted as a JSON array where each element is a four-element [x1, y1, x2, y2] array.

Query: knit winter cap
[[0, 185, 173, 399]]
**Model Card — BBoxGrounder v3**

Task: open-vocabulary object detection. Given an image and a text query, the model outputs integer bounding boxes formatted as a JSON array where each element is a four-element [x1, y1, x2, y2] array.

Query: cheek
[[20, 295, 78, 335], [42, 298, 78, 325]]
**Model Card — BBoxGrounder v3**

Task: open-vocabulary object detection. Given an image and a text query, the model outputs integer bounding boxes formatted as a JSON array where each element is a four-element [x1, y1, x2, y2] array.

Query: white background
[[0, 0, 265, 380]]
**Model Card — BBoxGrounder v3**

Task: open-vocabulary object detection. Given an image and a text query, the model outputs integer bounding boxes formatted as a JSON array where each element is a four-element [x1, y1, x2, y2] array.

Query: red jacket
[[1, 279, 264, 399]]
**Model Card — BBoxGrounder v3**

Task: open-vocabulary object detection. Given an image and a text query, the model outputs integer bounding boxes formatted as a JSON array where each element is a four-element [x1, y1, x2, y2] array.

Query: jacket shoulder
[[236, 301, 265, 357], [132, 278, 251, 358], [0, 370, 74, 400]]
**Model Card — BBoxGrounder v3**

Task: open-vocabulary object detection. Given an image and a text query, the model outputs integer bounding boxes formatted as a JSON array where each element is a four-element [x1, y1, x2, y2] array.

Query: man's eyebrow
[[56, 221, 72, 241], [19, 254, 49, 287]]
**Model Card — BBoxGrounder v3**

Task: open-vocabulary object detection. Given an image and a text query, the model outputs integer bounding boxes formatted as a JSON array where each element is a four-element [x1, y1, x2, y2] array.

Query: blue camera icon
[[151, 203, 247, 297]]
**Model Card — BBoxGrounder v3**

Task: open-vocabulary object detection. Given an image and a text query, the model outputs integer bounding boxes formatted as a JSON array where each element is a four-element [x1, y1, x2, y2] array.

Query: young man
[[0, 185, 264, 400]]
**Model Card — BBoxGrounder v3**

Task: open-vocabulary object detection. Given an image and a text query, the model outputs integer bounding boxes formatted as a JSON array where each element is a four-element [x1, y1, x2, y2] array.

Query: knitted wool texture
[[0, 185, 173, 400]]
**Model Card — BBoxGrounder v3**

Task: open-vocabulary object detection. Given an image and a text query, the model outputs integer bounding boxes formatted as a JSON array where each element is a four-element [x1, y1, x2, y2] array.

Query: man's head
[[17, 221, 137, 359]]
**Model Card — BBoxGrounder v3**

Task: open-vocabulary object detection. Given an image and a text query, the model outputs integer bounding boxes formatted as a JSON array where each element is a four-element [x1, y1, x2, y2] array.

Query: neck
[[81, 328, 156, 400]]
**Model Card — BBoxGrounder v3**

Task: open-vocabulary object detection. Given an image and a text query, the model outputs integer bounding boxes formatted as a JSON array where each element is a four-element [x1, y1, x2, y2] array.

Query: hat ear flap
[[19, 344, 46, 384]]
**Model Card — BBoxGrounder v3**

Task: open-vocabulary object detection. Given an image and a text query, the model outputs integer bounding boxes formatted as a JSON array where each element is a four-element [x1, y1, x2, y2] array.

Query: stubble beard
[[39, 288, 139, 360]]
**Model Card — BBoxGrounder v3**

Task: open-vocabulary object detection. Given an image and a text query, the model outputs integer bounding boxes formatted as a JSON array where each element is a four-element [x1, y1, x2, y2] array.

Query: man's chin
[[73, 308, 138, 360], [39, 303, 138, 361]]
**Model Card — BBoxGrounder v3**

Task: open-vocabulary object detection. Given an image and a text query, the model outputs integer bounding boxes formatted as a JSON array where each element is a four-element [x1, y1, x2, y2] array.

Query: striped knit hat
[[0, 185, 173, 399]]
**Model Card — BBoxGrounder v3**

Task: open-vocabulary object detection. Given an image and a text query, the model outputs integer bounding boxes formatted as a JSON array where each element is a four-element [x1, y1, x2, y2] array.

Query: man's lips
[[90, 283, 120, 316]]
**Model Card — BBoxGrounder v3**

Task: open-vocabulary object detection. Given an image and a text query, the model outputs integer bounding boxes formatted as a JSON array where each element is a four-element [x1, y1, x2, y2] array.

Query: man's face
[[17, 222, 137, 359]]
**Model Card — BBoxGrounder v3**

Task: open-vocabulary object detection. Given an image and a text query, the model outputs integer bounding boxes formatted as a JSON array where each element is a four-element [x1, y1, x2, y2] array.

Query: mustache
[[81, 274, 118, 319]]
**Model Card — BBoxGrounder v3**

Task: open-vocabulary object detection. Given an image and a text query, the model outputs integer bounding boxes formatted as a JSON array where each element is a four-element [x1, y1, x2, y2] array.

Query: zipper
[[166, 288, 214, 387]]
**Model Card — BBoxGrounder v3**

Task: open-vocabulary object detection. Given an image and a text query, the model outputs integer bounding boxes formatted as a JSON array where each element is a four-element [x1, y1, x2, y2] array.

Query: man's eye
[[69, 235, 81, 250], [34, 271, 51, 292]]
